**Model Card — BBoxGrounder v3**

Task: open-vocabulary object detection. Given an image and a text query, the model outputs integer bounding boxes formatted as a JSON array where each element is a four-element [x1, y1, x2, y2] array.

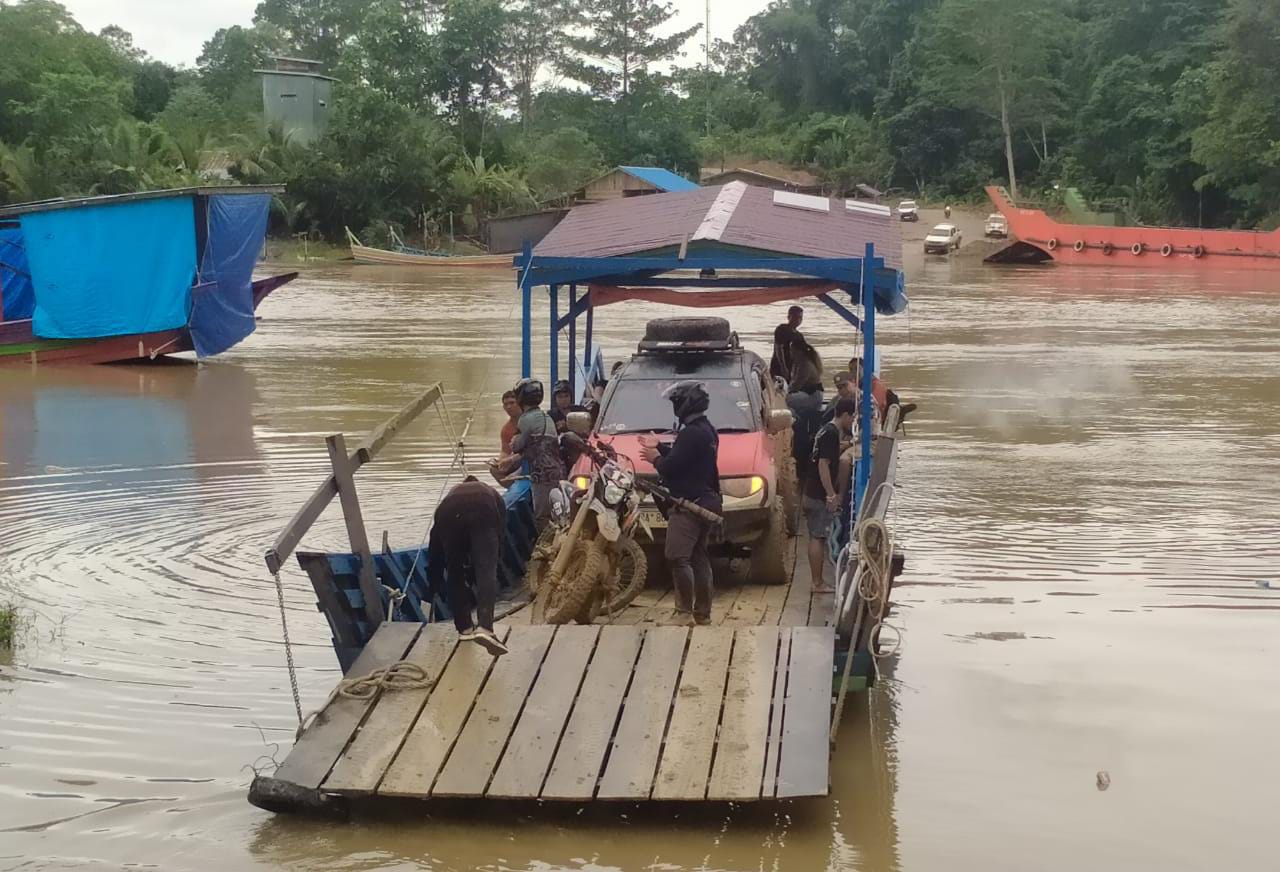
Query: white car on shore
[[924, 223, 962, 254], [897, 200, 919, 222]]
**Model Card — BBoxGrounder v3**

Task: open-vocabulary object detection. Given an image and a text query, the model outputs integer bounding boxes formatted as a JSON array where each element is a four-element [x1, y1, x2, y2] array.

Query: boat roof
[[0, 185, 284, 218], [535, 182, 902, 270]]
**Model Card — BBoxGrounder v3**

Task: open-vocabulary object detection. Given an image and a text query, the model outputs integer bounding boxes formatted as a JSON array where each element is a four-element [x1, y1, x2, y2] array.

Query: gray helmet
[[514, 378, 544, 407], [662, 380, 709, 420]]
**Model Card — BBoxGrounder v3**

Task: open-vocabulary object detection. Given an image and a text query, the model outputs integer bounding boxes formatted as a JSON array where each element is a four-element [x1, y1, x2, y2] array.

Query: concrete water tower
[[255, 57, 337, 145]]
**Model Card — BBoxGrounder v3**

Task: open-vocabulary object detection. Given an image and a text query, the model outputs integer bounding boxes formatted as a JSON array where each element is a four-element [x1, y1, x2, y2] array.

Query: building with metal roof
[[576, 166, 700, 202]]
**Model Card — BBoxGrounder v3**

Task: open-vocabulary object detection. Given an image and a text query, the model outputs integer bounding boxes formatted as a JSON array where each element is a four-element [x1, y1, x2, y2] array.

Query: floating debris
[[1096, 771, 1111, 791]]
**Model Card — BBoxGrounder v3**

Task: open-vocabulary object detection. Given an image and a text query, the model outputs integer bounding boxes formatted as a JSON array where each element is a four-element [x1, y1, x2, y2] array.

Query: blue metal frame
[[514, 243, 903, 514]]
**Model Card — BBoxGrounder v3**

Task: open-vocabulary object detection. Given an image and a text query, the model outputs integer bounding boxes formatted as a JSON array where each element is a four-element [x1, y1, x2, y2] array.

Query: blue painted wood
[[304, 482, 537, 662], [549, 283, 559, 387], [855, 243, 879, 514], [568, 284, 577, 396]]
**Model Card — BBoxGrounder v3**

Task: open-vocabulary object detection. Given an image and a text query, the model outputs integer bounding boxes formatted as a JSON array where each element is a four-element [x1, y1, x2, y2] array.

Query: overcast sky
[[58, 0, 771, 68]]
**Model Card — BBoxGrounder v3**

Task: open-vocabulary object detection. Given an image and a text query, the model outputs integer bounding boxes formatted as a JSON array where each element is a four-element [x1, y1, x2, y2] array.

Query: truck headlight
[[720, 476, 766, 498]]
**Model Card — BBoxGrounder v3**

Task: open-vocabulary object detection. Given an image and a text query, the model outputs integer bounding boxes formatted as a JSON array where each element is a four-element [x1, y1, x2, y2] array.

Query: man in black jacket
[[639, 381, 722, 626], [425, 476, 509, 656]]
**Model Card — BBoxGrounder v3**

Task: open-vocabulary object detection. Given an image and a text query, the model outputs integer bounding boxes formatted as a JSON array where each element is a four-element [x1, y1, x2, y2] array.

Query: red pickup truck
[[571, 318, 798, 584]]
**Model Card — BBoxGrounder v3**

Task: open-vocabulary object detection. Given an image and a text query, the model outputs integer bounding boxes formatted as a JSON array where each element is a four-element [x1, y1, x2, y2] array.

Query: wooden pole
[[327, 433, 386, 626], [264, 383, 443, 577]]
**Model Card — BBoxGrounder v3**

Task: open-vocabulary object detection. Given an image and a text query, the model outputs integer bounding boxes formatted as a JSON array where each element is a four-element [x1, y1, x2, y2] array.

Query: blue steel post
[[520, 242, 532, 378], [549, 284, 559, 387], [568, 284, 577, 397], [855, 242, 877, 515], [584, 298, 594, 366]]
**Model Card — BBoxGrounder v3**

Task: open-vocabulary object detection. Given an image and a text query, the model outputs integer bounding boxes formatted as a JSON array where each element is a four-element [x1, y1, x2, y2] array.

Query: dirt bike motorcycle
[[527, 435, 722, 625]]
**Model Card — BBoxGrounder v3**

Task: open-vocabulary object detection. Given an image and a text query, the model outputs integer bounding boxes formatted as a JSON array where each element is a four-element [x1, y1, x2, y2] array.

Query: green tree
[[517, 127, 604, 201], [252, 0, 368, 67], [337, 0, 435, 106], [432, 0, 508, 133], [502, 0, 575, 130], [911, 0, 1068, 201], [198, 25, 274, 103], [561, 0, 701, 98], [1192, 0, 1280, 223]]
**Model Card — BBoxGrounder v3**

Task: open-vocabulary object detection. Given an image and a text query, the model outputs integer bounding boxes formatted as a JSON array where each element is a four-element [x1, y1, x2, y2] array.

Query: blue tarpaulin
[[0, 226, 34, 321], [23, 197, 196, 339], [190, 193, 270, 357]]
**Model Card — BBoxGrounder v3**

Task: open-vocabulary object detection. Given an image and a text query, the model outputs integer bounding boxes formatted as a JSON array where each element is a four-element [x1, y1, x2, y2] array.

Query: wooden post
[[326, 433, 386, 626]]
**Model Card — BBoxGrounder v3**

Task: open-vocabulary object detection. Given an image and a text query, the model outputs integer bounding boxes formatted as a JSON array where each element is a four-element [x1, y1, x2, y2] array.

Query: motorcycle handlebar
[[570, 435, 723, 525]]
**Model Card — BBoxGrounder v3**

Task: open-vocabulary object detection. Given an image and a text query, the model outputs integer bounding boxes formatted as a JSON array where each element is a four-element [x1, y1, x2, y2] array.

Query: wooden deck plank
[[272, 622, 422, 791], [808, 590, 835, 627], [761, 628, 793, 797], [762, 582, 791, 627], [706, 627, 781, 800], [377, 625, 511, 797], [776, 626, 833, 798], [779, 549, 813, 627], [723, 584, 769, 626], [609, 587, 664, 626], [486, 626, 601, 799], [596, 627, 688, 800], [430, 625, 556, 797], [652, 627, 736, 800], [541, 626, 645, 800], [322, 624, 460, 795], [713, 583, 744, 625]]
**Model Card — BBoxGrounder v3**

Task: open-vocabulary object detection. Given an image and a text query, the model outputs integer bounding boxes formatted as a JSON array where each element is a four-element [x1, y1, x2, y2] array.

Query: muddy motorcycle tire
[[545, 539, 608, 625], [601, 536, 649, 616]]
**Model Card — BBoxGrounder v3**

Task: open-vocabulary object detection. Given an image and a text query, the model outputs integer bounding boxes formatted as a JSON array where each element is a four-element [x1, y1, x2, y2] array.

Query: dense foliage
[[1, 0, 1277, 238]]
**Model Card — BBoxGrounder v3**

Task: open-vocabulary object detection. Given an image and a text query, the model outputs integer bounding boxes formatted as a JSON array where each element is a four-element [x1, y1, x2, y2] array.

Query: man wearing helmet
[[509, 378, 564, 526], [549, 379, 575, 432], [639, 381, 722, 626]]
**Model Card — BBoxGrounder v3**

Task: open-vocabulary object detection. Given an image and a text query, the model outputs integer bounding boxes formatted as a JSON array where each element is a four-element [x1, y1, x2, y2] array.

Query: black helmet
[[663, 380, 709, 420], [514, 378, 544, 407]]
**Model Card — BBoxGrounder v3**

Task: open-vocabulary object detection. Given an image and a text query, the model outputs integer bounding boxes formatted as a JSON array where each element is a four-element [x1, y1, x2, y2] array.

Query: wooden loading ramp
[[252, 620, 835, 812]]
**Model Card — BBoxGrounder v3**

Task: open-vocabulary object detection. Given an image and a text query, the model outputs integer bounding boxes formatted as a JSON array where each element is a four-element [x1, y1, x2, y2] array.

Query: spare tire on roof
[[644, 317, 732, 343]]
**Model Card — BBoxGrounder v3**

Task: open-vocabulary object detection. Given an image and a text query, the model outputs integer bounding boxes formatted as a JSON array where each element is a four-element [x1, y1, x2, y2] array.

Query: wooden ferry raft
[[251, 565, 840, 814]]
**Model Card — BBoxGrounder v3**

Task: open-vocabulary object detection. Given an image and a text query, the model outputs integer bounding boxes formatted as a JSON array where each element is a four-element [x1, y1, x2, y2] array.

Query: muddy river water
[[1, 243, 1277, 870]]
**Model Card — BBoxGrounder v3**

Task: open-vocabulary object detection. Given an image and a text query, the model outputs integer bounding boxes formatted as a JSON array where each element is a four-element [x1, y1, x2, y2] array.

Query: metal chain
[[272, 569, 304, 728]]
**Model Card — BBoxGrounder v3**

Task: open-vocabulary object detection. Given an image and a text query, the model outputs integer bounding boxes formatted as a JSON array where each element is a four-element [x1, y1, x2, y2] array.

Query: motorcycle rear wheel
[[601, 537, 648, 616]]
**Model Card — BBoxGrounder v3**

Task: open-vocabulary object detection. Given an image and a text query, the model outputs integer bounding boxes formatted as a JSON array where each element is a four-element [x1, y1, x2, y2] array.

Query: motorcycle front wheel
[[544, 540, 602, 625]]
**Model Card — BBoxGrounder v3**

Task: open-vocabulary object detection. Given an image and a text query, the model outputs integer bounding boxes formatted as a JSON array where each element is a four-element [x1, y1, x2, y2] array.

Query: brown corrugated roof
[[535, 183, 902, 270]]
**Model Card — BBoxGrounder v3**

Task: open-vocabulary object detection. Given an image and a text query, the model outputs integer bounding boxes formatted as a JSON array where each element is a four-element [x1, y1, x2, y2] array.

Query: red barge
[[985, 185, 1280, 269]]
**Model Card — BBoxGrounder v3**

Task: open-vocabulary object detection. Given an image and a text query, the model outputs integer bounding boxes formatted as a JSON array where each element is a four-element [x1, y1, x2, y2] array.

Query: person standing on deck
[[549, 379, 574, 432], [639, 381, 722, 627], [770, 305, 805, 382], [426, 476, 509, 656], [498, 389, 520, 454], [509, 378, 564, 527], [488, 390, 523, 486], [804, 398, 856, 593]]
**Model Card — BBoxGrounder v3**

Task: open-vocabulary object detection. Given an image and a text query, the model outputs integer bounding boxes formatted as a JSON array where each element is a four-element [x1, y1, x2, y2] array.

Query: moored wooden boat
[[345, 227, 511, 268]]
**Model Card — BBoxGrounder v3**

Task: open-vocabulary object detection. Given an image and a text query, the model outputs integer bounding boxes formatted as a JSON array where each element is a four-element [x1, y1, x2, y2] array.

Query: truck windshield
[[597, 378, 756, 434]]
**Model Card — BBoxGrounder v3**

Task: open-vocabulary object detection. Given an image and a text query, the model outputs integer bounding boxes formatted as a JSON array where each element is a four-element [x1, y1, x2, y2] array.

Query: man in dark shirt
[[769, 305, 804, 382], [639, 381, 721, 626], [548, 380, 574, 431], [426, 476, 509, 656], [803, 398, 856, 593]]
